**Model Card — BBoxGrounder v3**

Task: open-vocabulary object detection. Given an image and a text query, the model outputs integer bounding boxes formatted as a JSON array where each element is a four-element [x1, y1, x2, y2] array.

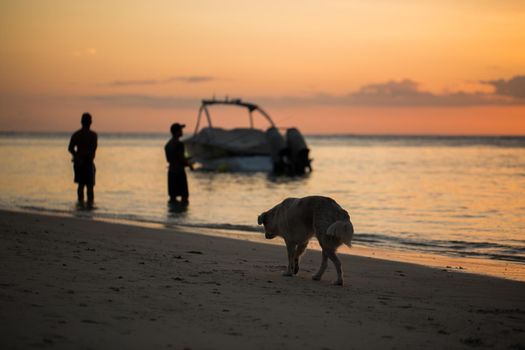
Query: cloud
[[347, 79, 437, 106], [482, 75, 525, 99], [343, 79, 500, 107], [258, 77, 525, 107], [85, 94, 199, 109], [84, 75, 525, 109], [171, 76, 215, 83], [355, 79, 422, 96], [106, 76, 215, 87], [107, 79, 160, 87]]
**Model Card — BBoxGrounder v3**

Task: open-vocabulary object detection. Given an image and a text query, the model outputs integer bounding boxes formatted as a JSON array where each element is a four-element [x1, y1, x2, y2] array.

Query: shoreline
[[7, 206, 525, 283], [1, 209, 524, 349]]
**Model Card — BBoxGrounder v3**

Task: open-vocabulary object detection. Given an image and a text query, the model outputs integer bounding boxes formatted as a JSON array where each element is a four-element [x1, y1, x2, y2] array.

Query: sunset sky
[[1, 0, 524, 134]]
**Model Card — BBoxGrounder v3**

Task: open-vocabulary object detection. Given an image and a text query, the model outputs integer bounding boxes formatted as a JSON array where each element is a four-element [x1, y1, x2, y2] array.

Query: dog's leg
[[283, 241, 297, 277], [294, 242, 308, 275], [312, 250, 328, 281], [327, 251, 344, 286]]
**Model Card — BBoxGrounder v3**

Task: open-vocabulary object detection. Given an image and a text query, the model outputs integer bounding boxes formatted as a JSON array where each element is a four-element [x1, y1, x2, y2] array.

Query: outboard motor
[[266, 127, 287, 174], [286, 128, 312, 175]]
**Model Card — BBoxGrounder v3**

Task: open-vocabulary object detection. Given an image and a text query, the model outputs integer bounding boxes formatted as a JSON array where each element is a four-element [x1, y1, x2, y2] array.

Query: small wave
[[450, 214, 486, 219], [307, 135, 525, 148], [355, 233, 525, 263], [178, 222, 263, 233], [19, 205, 71, 214]]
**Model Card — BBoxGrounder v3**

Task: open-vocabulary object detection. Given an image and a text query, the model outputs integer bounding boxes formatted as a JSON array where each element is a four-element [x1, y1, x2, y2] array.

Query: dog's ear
[[257, 212, 266, 225]]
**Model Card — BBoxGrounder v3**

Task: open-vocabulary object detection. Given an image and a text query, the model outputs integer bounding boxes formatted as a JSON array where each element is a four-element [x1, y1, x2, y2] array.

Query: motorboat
[[184, 98, 312, 174]]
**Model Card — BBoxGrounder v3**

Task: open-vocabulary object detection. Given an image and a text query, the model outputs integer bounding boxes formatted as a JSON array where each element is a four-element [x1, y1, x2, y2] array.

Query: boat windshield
[[193, 98, 275, 134]]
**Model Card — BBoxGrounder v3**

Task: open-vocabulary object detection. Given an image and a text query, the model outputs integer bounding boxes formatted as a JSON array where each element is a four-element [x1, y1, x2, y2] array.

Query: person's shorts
[[168, 170, 188, 197], [74, 160, 96, 185]]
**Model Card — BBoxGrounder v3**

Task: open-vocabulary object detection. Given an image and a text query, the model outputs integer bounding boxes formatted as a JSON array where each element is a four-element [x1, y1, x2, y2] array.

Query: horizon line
[[1, 130, 525, 138]]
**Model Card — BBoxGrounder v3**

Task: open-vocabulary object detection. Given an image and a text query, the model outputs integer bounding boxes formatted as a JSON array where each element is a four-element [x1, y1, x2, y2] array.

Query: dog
[[257, 196, 354, 285]]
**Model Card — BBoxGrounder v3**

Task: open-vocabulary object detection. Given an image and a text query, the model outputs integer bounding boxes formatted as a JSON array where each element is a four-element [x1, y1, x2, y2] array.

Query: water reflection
[[266, 171, 311, 184], [72, 201, 96, 219], [167, 200, 189, 216]]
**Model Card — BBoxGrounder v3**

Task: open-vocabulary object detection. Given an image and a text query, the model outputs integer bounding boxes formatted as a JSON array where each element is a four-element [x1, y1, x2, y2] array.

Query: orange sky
[[1, 0, 524, 134]]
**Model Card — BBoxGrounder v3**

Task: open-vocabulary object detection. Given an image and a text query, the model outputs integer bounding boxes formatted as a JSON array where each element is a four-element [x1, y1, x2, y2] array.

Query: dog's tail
[[326, 220, 354, 247]]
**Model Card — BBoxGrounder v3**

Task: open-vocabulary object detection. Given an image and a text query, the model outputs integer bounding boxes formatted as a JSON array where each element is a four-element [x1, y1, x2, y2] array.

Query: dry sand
[[1, 209, 524, 349]]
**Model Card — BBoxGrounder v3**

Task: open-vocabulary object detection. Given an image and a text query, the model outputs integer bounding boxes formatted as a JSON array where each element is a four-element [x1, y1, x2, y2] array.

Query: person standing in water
[[165, 123, 193, 204], [68, 113, 98, 206]]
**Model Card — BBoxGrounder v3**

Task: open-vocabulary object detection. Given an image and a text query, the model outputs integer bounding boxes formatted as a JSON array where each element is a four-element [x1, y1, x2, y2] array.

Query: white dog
[[257, 196, 354, 285]]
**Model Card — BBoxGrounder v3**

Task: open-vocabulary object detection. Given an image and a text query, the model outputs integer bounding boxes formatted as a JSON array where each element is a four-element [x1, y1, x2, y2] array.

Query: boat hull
[[184, 124, 311, 174], [195, 156, 273, 172]]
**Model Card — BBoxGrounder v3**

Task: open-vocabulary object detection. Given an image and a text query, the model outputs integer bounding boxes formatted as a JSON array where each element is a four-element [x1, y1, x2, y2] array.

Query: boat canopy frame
[[193, 98, 276, 135]]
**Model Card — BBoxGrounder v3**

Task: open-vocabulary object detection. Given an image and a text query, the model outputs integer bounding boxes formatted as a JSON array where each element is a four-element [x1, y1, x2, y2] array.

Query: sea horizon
[[2, 130, 525, 138]]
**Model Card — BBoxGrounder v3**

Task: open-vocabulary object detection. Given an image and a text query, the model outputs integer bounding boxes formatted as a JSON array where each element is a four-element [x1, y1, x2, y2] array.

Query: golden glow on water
[[313, 143, 525, 246], [1, 134, 524, 281]]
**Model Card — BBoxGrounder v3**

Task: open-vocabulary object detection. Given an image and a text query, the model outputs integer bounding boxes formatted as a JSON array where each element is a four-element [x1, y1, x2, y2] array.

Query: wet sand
[[1, 209, 524, 349]]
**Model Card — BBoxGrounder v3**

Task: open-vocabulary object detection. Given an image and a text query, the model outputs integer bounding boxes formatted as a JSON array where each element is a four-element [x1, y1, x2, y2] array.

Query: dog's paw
[[332, 279, 344, 286], [312, 274, 321, 281], [282, 271, 293, 277]]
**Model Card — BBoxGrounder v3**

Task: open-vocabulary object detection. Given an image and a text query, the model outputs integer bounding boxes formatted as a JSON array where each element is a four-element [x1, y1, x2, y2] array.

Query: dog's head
[[257, 211, 277, 239]]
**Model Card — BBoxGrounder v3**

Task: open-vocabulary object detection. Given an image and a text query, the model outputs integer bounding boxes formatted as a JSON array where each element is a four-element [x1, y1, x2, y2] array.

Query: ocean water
[[1, 133, 524, 265]]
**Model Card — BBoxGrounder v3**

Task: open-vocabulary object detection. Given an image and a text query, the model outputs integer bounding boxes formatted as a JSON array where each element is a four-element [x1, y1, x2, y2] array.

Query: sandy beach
[[1, 209, 524, 349]]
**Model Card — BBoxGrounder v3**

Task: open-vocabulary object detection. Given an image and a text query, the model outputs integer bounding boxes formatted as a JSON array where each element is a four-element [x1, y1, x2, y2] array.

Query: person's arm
[[182, 143, 194, 170], [91, 133, 98, 160], [68, 134, 76, 159], [164, 142, 171, 163]]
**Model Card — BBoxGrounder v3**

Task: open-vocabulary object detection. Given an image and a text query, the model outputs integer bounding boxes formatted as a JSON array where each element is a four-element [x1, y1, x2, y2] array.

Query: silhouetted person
[[165, 123, 193, 204], [68, 113, 97, 206]]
